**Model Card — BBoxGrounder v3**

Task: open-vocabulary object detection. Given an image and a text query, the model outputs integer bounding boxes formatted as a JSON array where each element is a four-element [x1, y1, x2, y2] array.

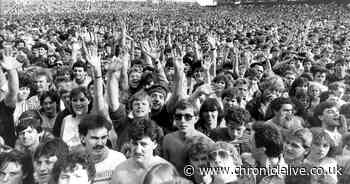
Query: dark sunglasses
[[174, 113, 194, 121]]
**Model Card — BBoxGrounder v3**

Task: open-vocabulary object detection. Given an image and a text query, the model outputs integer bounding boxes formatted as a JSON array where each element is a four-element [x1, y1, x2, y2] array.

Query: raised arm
[[106, 57, 123, 112], [82, 33, 107, 117], [2, 46, 21, 108]]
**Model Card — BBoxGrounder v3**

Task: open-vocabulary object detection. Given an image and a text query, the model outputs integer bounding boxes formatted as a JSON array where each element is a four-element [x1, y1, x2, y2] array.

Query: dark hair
[[129, 118, 163, 144], [70, 87, 93, 116], [289, 77, 309, 97], [253, 122, 283, 157], [224, 107, 251, 127], [196, 98, 224, 135], [212, 75, 229, 89], [0, 150, 35, 184], [39, 90, 61, 111], [78, 114, 112, 136], [221, 88, 238, 99], [313, 102, 338, 126], [16, 110, 43, 134], [51, 152, 96, 183], [174, 99, 199, 116], [18, 72, 33, 89], [33, 138, 69, 161], [268, 97, 294, 116], [72, 61, 87, 72], [310, 65, 328, 76], [319, 91, 336, 103]]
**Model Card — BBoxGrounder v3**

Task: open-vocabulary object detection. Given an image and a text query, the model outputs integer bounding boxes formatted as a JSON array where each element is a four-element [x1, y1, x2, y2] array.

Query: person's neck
[[285, 156, 304, 166], [91, 148, 109, 164], [46, 112, 57, 119], [307, 154, 324, 164], [25, 139, 40, 153], [134, 156, 155, 170], [322, 124, 337, 132]]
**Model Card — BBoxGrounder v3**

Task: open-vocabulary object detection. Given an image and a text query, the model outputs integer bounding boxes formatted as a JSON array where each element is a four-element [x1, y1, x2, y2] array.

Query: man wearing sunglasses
[[162, 99, 212, 175]]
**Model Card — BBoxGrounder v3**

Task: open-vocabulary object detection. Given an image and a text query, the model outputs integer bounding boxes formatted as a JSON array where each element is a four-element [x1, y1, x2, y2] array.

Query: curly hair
[[128, 118, 164, 145], [224, 107, 251, 127], [253, 122, 283, 158], [51, 152, 95, 183]]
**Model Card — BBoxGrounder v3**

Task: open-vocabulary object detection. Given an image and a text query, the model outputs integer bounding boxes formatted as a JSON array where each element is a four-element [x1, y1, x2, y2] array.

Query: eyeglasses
[[174, 113, 194, 121]]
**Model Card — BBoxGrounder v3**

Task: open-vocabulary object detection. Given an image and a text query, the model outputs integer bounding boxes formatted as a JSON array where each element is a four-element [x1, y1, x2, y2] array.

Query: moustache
[[93, 145, 104, 150]]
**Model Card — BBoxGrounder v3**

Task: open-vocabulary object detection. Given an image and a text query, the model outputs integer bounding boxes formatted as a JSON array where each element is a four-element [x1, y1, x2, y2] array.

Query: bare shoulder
[[163, 132, 179, 142]]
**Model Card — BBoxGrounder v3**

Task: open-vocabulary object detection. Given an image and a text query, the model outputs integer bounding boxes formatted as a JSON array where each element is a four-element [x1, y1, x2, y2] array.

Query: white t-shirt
[[61, 115, 81, 148], [94, 149, 126, 184]]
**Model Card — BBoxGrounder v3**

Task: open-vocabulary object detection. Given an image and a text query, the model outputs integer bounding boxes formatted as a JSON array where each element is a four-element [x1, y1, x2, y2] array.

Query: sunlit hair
[[142, 163, 179, 184], [0, 150, 35, 184], [310, 128, 336, 157], [186, 136, 214, 162], [51, 152, 95, 183]]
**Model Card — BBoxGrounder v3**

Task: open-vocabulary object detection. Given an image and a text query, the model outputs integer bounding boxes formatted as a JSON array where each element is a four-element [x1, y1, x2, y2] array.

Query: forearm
[[107, 72, 120, 112], [5, 69, 19, 107]]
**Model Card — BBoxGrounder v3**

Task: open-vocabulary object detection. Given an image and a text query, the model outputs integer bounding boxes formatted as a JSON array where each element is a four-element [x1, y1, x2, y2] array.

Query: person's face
[[35, 76, 50, 93], [318, 107, 340, 127], [283, 138, 307, 161], [254, 66, 264, 79], [71, 93, 90, 116], [277, 104, 294, 121], [202, 110, 218, 129], [174, 108, 198, 131], [61, 92, 71, 109], [34, 156, 58, 184], [42, 97, 57, 117], [18, 126, 39, 148], [314, 72, 326, 84], [222, 96, 238, 111], [165, 67, 175, 82], [236, 84, 248, 99], [131, 137, 157, 163], [0, 162, 24, 184], [326, 95, 340, 105], [303, 62, 312, 72], [227, 124, 245, 140], [213, 81, 225, 93], [284, 74, 296, 87], [263, 87, 281, 102], [132, 99, 151, 118], [331, 87, 345, 99], [58, 164, 90, 184], [309, 140, 330, 160], [335, 63, 346, 75], [150, 92, 165, 111], [38, 48, 47, 56], [309, 86, 321, 98], [209, 149, 234, 168], [18, 87, 30, 101], [83, 127, 108, 158], [190, 153, 208, 169], [73, 67, 86, 81], [193, 69, 203, 81], [238, 65, 246, 77], [129, 72, 141, 89]]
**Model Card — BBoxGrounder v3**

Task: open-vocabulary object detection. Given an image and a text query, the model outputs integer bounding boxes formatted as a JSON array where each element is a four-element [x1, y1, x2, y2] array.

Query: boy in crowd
[[33, 138, 69, 184], [51, 152, 96, 184], [111, 118, 169, 184]]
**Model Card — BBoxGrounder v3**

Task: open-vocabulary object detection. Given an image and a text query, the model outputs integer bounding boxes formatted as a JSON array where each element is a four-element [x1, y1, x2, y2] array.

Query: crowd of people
[[0, 1, 350, 184]]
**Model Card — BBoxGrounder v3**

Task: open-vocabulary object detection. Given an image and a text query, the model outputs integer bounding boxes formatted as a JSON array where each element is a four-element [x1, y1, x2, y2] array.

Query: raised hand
[[207, 32, 217, 48], [202, 55, 212, 71], [1, 44, 22, 71], [81, 33, 101, 70]]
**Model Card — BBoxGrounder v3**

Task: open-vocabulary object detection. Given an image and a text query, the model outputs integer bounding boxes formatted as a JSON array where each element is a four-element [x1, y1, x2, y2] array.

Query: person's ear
[[80, 136, 86, 145], [318, 115, 324, 121]]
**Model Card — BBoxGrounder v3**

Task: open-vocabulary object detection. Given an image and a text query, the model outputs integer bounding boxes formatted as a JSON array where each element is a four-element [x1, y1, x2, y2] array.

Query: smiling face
[[318, 106, 340, 127], [283, 138, 307, 161], [150, 92, 165, 111], [132, 99, 151, 118], [71, 92, 90, 116]]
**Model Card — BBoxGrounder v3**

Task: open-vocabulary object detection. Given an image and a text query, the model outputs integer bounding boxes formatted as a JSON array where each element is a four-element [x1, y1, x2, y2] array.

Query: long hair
[[195, 98, 223, 136]]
